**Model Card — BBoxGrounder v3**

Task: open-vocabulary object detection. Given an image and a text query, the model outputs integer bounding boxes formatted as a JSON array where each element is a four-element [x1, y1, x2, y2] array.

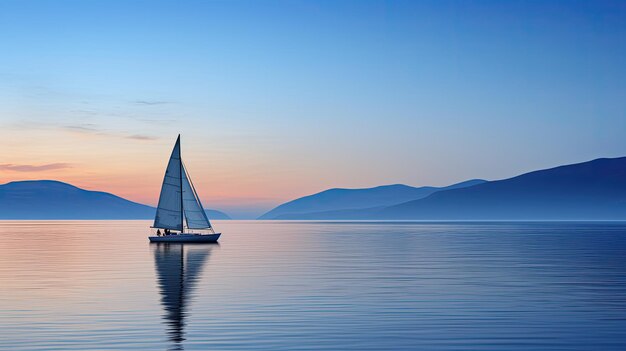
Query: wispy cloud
[[62, 123, 101, 133], [5, 119, 161, 142], [133, 100, 172, 106], [0, 163, 72, 172], [60, 123, 158, 141], [131, 117, 178, 124], [127, 134, 159, 141]]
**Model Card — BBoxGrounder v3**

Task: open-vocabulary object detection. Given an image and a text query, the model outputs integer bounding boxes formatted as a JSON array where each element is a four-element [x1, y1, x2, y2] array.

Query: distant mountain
[[0, 180, 230, 220], [272, 157, 626, 220], [291, 157, 626, 220], [259, 179, 486, 219], [374, 157, 626, 220]]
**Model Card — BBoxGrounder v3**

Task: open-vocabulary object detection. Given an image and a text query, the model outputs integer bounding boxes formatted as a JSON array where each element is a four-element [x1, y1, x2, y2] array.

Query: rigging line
[[179, 137, 184, 232], [182, 160, 211, 228]]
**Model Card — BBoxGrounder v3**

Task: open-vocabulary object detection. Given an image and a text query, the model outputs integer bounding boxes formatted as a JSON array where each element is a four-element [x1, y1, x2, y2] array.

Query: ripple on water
[[1, 220, 626, 350]]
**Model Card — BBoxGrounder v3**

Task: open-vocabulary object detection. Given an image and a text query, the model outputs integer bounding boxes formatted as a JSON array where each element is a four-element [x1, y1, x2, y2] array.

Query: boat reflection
[[153, 243, 216, 350]]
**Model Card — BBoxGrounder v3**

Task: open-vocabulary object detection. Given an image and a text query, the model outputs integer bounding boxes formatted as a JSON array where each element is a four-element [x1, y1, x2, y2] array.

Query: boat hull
[[149, 233, 221, 243]]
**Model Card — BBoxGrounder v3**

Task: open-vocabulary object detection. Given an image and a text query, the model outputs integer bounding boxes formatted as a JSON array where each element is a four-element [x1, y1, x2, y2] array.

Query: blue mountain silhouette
[[277, 157, 626, 220], [377, 157, 626, 220], [259, 179, 486, 219], [0, 180, 230, 220]]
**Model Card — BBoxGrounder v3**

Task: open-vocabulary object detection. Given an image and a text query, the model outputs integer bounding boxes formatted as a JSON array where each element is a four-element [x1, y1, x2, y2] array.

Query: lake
[[1, 220, 625, 350]]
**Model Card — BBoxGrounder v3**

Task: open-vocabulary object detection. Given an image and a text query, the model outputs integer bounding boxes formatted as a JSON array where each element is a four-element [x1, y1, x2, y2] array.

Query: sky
[[0, 0, 625, 218]]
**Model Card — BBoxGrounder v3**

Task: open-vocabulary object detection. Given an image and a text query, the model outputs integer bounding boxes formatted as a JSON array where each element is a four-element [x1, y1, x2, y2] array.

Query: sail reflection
[[153, 243, 216, 350]]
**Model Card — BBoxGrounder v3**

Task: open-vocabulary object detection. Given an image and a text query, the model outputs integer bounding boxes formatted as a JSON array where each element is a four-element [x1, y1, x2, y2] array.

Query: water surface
[[1, 220, 625, 350]]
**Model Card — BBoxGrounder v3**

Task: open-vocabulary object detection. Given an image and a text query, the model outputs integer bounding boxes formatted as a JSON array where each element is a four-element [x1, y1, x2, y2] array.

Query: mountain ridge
[[376, 156, 626, 220], [259, 179, 486, 219], [0, 180, 230, 220], [267, 157, 626, 220]]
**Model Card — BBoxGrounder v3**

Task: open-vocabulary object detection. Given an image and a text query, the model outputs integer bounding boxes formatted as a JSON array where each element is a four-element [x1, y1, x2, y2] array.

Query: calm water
[[1, 221, 626, 350]]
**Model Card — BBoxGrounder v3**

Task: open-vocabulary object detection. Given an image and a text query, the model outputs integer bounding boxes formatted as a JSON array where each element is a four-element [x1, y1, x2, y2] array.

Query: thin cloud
[[126, 134, 158, 141], [5, 120, 160, 142], [62, 123, 101, 133], [0, 163, 72, 172], [133, 100, 171, 105], [132, 117, 178, 124], [61, 124, 158, 141]]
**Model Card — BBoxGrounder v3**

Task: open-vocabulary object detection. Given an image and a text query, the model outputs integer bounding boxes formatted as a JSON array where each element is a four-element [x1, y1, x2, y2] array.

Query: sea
[[1, 220, 625, 350]]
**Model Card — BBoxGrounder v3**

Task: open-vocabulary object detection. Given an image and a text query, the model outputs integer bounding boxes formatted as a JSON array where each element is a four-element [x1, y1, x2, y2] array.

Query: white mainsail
[[182, 162, 212, 229], [154, 135, 212, 231], [154, 136, 183, 230]]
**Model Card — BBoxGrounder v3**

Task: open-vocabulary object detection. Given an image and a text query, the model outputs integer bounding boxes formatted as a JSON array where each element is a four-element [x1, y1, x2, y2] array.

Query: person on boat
[[156, 229, 161, 236]]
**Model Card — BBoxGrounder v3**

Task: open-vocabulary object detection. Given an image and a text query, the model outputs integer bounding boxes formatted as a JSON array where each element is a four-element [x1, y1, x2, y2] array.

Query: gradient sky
[[1, 0, 625, 218]]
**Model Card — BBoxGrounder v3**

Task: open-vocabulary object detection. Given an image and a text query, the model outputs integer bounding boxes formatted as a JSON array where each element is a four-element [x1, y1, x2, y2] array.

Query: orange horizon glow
[[2, 129, 431, 213], [0, 130, 284, 208], [3, 119, 489, 215]]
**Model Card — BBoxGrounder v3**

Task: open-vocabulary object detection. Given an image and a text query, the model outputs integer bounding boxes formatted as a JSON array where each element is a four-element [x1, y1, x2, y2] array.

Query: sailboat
[[149, 135, 221, 243]]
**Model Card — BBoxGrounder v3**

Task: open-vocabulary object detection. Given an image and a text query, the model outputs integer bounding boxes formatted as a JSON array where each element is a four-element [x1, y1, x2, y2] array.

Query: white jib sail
[[154, 136, 183, 230], [182, 162, 212, 229]]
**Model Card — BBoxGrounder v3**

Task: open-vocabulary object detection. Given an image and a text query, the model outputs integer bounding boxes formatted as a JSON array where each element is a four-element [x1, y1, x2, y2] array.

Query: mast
[[153, 135, 184, 231], [178, 134, 184, 233]]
